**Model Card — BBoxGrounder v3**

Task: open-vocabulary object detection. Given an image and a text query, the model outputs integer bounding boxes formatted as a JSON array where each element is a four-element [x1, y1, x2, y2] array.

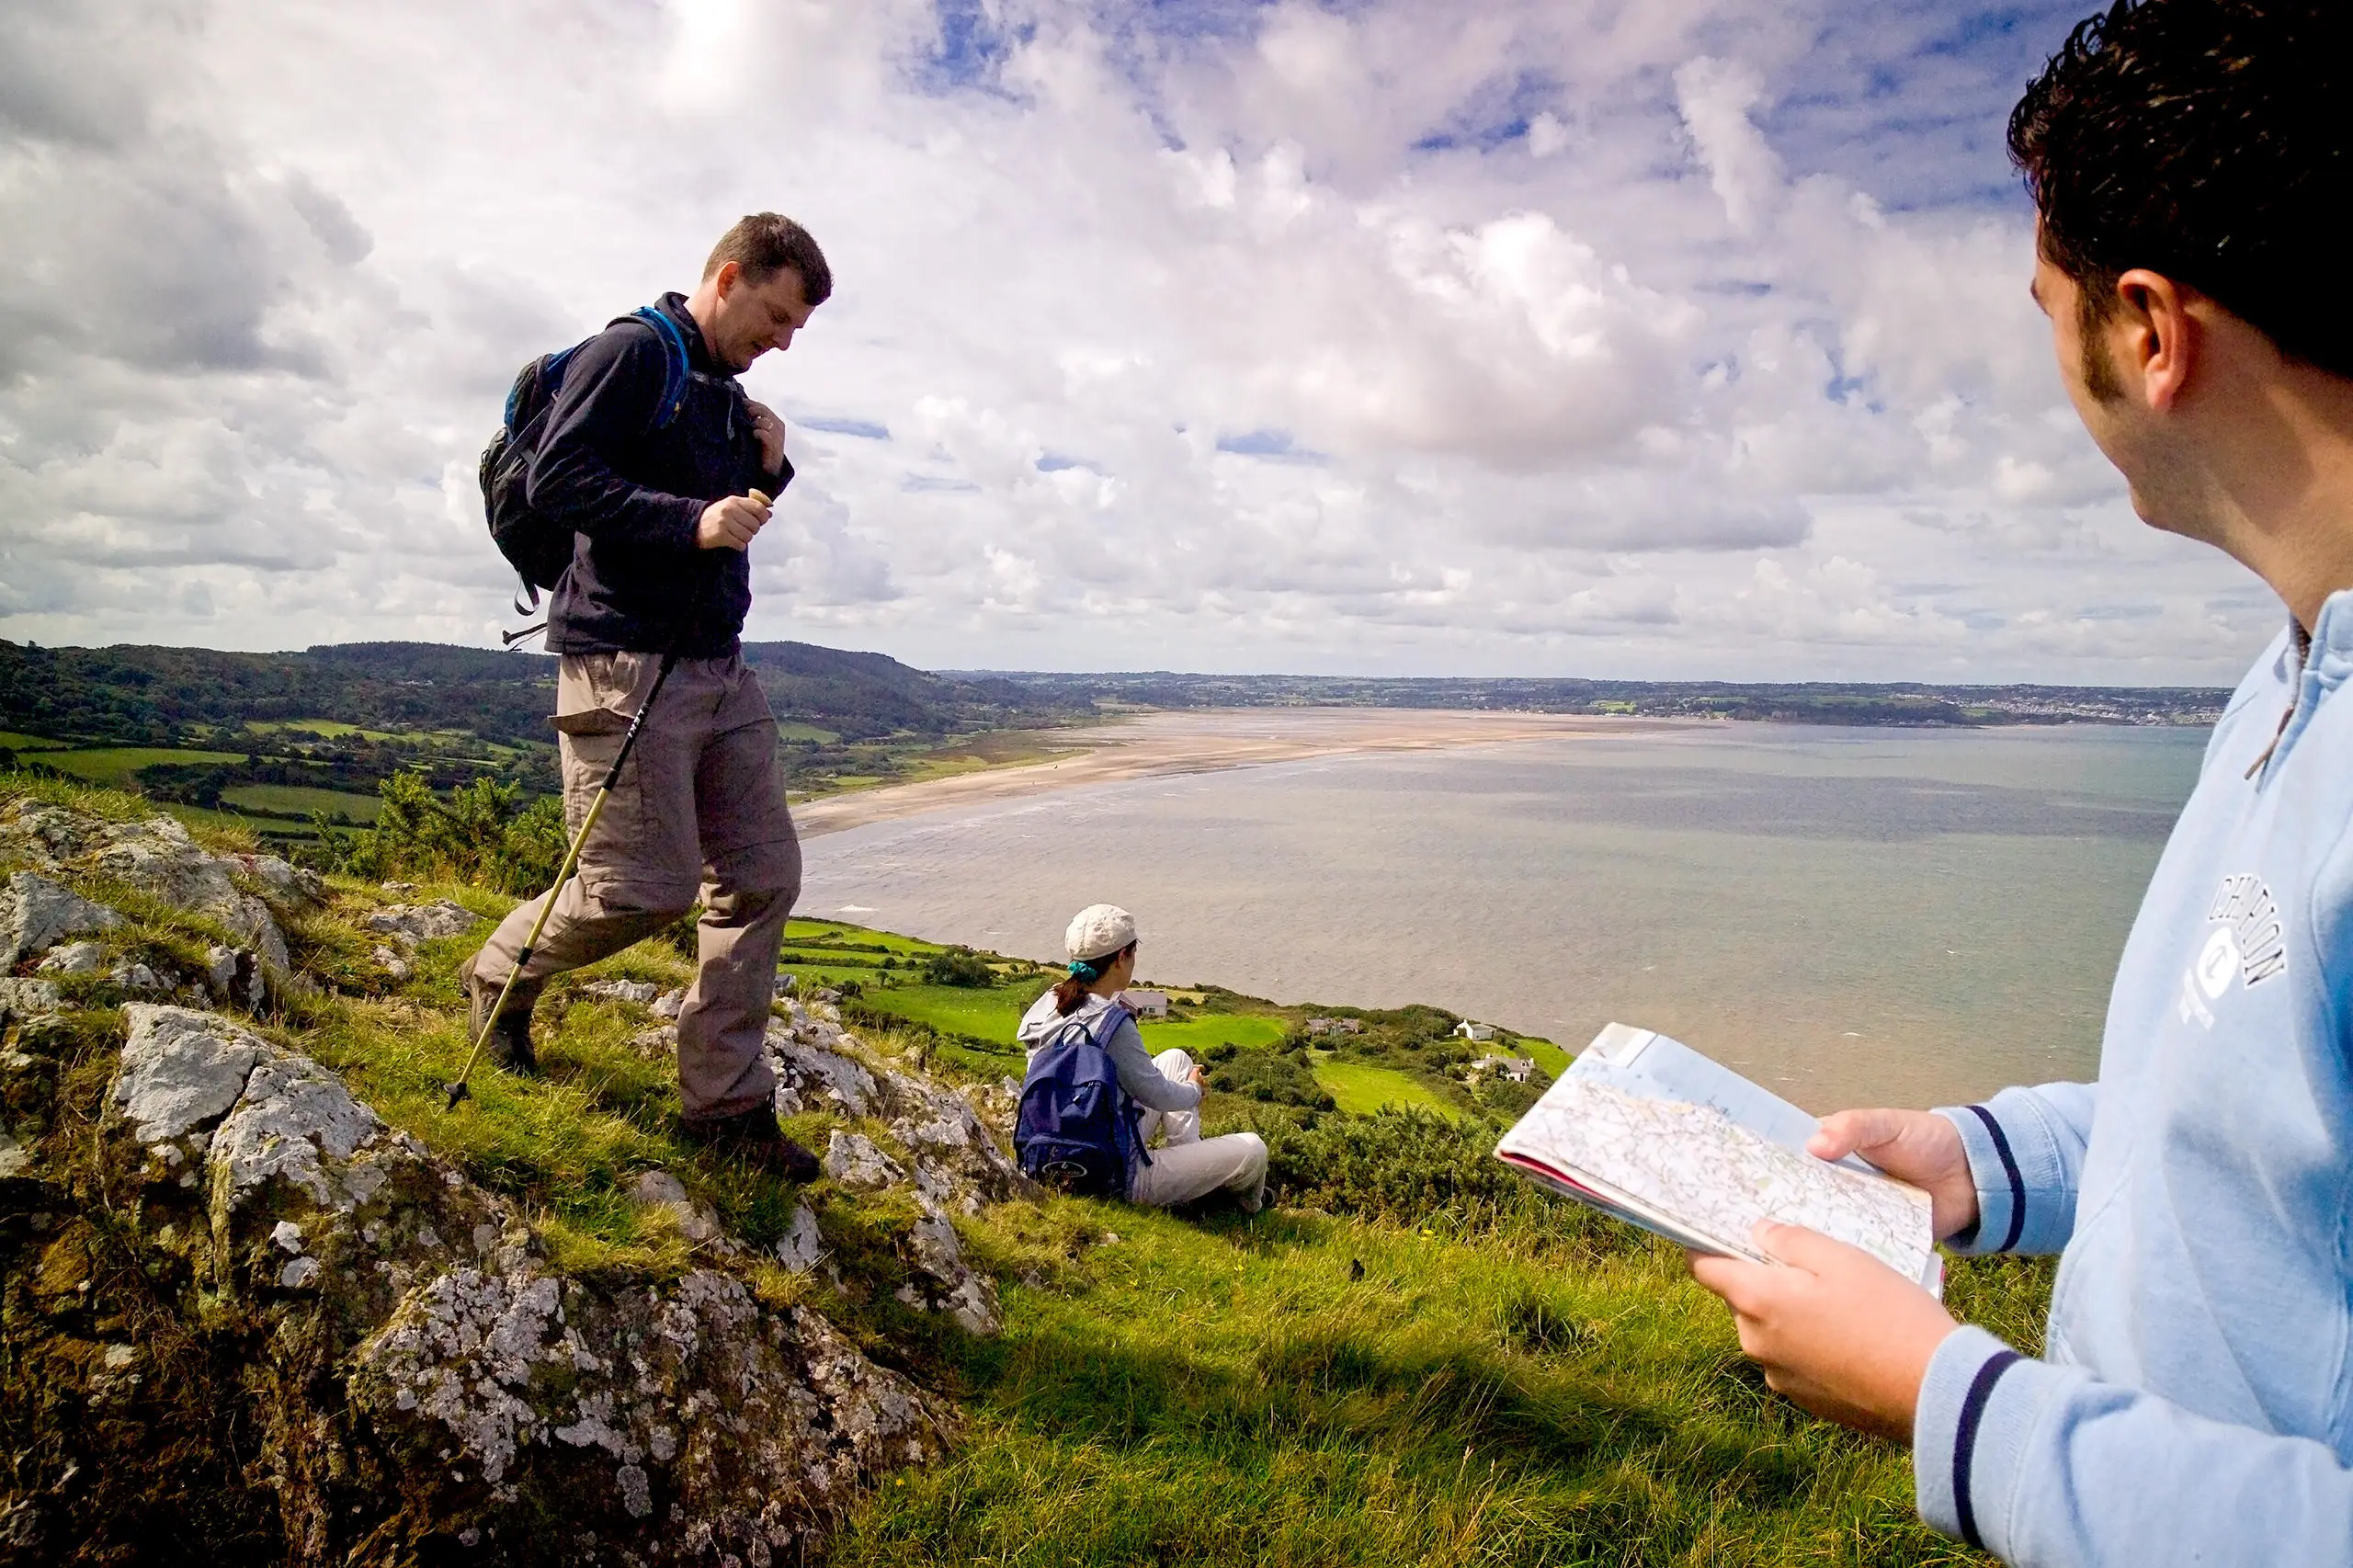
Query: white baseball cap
[[1064, 903, 1138, 962]]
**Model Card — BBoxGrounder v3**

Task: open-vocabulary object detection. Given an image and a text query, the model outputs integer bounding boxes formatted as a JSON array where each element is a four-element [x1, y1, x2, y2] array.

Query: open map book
[[1495, 1023, 1943, 1296]]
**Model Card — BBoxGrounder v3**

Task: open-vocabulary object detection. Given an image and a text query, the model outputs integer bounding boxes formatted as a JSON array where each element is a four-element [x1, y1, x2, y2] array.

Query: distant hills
[[0, 639, 1075, 750], [0, 638, 2232, 756], [959, 669, 2234, 727]]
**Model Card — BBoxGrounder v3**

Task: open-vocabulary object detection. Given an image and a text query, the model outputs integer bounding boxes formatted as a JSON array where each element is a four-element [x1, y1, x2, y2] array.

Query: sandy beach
[[791, 707, 1651, 837]]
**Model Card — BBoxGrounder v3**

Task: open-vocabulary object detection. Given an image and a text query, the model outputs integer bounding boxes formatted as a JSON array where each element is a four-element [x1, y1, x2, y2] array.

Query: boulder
[[35, 1002, 954, 1562], [36, 939, 104, 976], [774, 1205, 825, 1274], [0, 977, 63, 1017], [767, 1021, 879, 1118], [626, 1169, 725, 1247], [365, 900, 483, 949], [86, 815, 293, 971], [1, 871, 124, 969], [205, 944, 264, 1010], [822, 1131, 904, 1191]]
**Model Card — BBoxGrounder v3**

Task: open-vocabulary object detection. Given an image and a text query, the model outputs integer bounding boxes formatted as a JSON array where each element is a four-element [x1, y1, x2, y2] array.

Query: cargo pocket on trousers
[[552, 651, 657, 738]]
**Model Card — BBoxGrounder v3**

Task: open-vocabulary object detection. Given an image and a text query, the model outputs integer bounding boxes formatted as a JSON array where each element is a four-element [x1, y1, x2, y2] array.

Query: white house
[[1454, 1020, 1497, 1043], [1473, 1053, 1536, 1084], [1123, 989, 1171, 1019]]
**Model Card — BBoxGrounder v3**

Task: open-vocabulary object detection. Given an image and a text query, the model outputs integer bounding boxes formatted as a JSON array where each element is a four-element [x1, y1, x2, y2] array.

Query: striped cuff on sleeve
[[1934, 1089, 2079, 1256], [1914, 1326, 2030, 1551]]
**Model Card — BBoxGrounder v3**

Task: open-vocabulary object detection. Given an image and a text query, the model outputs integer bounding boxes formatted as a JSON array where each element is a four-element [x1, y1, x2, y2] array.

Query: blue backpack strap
[[629, 305, 692, 431]]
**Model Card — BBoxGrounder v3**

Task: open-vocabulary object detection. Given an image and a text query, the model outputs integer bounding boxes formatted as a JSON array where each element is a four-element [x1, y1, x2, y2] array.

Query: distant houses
[[1454, 1020, 1497, 1043], [1305, 1017, 1363, 1037], [1472, 1052, 1536, 1084], [1124, 989, 1172, 1019]]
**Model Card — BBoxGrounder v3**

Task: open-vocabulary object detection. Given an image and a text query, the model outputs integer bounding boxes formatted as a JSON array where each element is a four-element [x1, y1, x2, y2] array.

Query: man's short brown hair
[[702, 213, 832, 307]]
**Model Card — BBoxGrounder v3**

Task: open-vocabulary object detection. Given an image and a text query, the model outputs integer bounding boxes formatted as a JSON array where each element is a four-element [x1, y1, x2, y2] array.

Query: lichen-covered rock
[[823, 1131, 904, 1191], [767, 1022, 879, 1118], [628, 1169, 726, 1247], [0, 977, 63, 1017], [775, 1205, 825, 1274], [878, 1068, 1025, 1209], [583, 978, 660, 1005], [36, 938, 104, 976], [353, 1267, 947, 1556], [87, 814, 294, 971], [113, 1005, 269, 1146], [71, 1002, 960, 1562], [365, 900, 483, 949], [205, 943, 264, 1009], [1, 870, 124, 969]]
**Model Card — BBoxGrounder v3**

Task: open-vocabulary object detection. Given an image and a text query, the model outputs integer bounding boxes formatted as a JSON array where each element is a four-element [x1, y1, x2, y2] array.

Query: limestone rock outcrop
[[2, 1001, 952, 1563]]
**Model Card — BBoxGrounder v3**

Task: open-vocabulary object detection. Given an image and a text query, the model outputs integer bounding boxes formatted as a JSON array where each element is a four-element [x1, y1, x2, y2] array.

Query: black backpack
[[478, 306, 693, 613]]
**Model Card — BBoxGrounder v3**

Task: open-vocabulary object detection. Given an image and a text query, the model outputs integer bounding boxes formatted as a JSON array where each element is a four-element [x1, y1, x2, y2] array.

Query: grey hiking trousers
[[471, 652, 798, 1120]]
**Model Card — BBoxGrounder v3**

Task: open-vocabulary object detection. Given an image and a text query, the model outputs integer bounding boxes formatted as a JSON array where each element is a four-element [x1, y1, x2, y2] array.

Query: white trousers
[[1129, 1049, 1268, 1210]]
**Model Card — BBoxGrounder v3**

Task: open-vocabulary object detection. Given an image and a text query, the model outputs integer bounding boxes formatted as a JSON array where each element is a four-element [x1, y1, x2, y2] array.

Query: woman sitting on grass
[[1015, 903, 1267, 1211]]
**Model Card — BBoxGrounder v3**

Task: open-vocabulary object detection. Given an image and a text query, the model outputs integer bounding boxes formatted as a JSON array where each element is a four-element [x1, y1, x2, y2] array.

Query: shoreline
[[790, 707, 1669, 838]]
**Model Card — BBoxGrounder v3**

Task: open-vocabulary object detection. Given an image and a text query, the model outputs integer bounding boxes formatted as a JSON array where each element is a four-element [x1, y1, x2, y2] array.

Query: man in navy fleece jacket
[[1688, 5, 2353, 1562]]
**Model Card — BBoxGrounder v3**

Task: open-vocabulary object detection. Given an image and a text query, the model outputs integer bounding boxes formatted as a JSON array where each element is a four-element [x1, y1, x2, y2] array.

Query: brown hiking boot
[[458, 954, 539, 1075], [681, 1104, 821, 1181]]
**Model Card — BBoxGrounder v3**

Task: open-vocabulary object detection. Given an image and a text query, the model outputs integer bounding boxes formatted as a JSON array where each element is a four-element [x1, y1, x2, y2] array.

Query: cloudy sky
[[0, 0, 2280, 683]]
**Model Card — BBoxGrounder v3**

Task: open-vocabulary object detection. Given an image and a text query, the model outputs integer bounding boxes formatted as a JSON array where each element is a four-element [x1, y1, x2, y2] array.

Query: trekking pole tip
[[441, 1080, 471, 1111]]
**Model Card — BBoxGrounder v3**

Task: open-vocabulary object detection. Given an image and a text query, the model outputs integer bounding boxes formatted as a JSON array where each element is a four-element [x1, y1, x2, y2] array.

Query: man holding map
[[1685, 4, 2353, 1563]]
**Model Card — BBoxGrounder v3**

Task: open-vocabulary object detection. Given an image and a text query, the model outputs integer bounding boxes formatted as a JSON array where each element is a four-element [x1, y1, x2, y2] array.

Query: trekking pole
[[442, 647, 683, 1110]]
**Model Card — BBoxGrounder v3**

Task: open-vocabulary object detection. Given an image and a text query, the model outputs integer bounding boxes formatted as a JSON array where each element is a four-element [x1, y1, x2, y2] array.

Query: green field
[[773, 722, 842, 743], [221, 783, 383, 822], [1522, 1037, 1571, 1077], [859, 983, 1038, 1042], [40, 747, 246, 785], [0, 731, 68, 752], [243, 718, 404, 741], [1314, 1061, 1468, 1119]]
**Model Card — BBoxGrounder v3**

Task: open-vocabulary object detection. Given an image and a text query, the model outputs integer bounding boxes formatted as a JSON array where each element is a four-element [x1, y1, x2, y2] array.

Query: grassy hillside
[[0, 772, 2048, 1564]]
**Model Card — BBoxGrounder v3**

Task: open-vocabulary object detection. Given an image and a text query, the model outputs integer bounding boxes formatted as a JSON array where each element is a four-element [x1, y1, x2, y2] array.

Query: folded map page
[[1495, 1024, 1942, 1296]]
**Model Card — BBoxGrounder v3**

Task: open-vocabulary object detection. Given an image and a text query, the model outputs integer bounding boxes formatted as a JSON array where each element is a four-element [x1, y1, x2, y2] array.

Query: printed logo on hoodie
[[2178, 873, 2290, 1028]]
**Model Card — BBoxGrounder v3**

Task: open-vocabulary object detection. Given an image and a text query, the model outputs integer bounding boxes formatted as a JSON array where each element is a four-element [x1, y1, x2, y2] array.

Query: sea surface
[[799, 721, 2210, 1110]]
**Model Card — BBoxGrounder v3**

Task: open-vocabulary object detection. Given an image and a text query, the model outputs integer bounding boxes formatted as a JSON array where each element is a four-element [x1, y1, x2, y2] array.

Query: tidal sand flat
[[792, 707, 1652, 836], [798, 722, 2207, 1111]]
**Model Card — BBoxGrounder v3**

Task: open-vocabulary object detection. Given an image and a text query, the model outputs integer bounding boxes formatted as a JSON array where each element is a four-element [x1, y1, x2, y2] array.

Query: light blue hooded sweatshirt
[[1915, 590, 2353, 1565]]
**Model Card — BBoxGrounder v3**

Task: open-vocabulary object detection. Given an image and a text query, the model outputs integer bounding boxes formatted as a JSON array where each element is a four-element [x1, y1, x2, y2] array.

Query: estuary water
[[797, 720, 2210, 1111]]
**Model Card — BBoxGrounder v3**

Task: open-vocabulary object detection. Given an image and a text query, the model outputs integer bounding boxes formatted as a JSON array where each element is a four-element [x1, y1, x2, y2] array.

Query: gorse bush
[[920, 947, 997, 987], [1208, 1048, 1334, 1111], [309, 772, 566, 895], [1256, 1107, 1529, 1224]]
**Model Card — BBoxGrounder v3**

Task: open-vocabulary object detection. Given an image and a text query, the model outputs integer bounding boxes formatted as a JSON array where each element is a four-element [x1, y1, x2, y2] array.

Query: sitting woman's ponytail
[[1054, 940, 1135, 1016]]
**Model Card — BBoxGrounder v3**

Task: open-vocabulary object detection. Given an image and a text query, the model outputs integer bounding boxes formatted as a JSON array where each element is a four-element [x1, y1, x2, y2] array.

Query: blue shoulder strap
[[629, 305, 692, 431]]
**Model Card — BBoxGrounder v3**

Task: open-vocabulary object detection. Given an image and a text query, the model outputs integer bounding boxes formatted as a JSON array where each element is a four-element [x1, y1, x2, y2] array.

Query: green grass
[[1139, 1014, 1290, 1053], [0, 731, 69, 752], [220, 783, 383, 822], [774, 722, 842, 743], [830, 1200, 2029, 1566], [858, 983, 1038, 1041], [1523, 1038, 1572, 1077], [242, 718, 404, 741], [1316, 1061, 1469, 1119], [40, 746, 247, 785]]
